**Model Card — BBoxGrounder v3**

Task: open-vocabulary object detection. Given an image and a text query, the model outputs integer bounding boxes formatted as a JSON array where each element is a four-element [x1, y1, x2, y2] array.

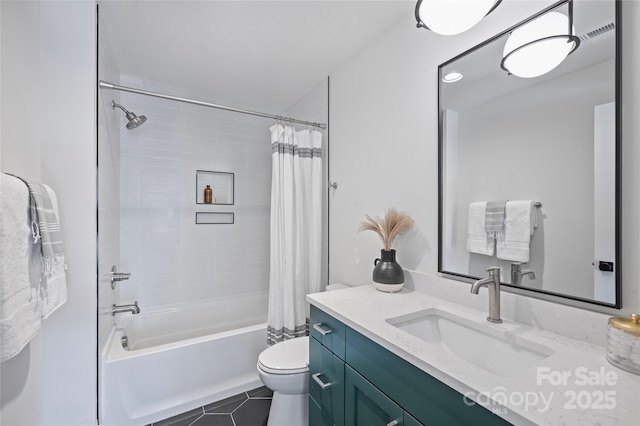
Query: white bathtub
[[100, 292, 268, 426]]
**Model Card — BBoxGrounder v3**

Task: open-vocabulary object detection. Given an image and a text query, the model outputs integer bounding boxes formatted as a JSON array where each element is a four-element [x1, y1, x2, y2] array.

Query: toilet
[[257, 336, 310, 426], [257, 283, 350, 426]]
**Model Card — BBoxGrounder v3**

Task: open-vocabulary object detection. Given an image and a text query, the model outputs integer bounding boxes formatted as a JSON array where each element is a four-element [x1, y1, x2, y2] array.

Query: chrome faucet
[[110, 265, 132, 289], [471, 266, 502, 323], [112, 302, 140, 316], [510, 262, 535, 286]]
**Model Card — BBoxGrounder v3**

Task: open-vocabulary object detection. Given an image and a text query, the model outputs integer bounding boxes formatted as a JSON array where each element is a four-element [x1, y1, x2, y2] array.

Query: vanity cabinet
[[310, 306, 346, 426], [309, 305, 510, 426]]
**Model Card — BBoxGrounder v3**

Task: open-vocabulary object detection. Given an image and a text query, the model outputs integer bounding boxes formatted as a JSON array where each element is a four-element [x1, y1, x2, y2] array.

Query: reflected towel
[[497, 200, 537, 262], [485, 201, 506, 241], [466, 202, 494, 256]]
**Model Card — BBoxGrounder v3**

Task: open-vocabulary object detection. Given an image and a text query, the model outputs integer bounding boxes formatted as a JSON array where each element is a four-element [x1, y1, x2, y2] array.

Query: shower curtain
[[267, 124, 323, 345]]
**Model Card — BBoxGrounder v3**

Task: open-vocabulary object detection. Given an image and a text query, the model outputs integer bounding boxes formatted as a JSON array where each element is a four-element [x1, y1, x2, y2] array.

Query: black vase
[[372, 249, 404, 284]]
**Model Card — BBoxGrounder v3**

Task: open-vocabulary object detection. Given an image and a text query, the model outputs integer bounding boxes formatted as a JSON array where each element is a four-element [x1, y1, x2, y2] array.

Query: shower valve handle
[[110, 265, 132, 289]]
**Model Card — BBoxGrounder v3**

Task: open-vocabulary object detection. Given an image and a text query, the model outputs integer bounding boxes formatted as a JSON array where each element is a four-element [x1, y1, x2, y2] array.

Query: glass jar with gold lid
[[606, 313, 640, 375]]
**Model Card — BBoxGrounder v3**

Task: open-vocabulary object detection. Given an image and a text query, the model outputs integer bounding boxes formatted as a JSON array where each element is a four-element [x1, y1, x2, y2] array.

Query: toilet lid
[[258, 336, 309, 375]]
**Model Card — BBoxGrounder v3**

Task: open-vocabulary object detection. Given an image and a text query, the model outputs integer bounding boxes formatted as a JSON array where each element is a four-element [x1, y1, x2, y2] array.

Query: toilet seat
[[258, 336, 309, 375]]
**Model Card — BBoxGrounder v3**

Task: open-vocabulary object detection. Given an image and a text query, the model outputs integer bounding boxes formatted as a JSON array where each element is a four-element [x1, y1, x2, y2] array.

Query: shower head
[[111, 100, 147, 130]]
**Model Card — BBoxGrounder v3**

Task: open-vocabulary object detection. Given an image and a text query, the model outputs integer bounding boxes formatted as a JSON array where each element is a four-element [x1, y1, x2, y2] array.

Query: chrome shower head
[[111, 101, 147, 130]]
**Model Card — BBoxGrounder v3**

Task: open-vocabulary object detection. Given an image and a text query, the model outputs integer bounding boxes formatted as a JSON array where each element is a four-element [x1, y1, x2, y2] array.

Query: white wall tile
[[119, 80, 273, 311]]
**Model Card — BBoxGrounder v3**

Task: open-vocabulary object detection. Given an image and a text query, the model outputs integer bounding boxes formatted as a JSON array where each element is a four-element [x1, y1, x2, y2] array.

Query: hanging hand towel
[[40, 184, 67, 318], [1, 174, 43, 362], [466, 201, 494, 255], [497, 200, 536, 262]]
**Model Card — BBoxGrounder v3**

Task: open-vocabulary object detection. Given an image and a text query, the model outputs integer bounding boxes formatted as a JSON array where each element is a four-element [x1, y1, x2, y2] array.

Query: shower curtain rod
[[99, 80, 327, 130]]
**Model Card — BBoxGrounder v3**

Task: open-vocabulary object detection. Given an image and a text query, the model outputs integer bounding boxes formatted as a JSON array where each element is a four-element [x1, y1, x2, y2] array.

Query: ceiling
[[99, 0, 412, 112]]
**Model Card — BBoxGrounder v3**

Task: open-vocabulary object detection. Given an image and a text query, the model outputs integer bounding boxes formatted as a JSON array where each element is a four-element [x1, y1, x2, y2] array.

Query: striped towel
[[485, 201, 506, 241], [24, 181, 66, 277]]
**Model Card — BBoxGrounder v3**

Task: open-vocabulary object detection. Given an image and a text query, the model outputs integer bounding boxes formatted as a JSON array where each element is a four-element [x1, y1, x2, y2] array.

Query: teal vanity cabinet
[[309, 305, 510, 426], [346, 327, 511, 426], [310, 306, 346, 426]]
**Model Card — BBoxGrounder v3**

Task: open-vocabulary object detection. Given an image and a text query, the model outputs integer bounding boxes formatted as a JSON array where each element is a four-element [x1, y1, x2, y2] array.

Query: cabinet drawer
[[310, 395, 335, 426], [310, 305, 346, 360], [346, 328, 511, 426], [404, 411, 424, 426], [345, 365, 404, 426], [310, 336, 345, 426]]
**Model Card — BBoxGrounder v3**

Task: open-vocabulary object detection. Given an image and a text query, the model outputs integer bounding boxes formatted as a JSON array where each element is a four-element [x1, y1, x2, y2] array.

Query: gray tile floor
[[151, 386, 273, 426]]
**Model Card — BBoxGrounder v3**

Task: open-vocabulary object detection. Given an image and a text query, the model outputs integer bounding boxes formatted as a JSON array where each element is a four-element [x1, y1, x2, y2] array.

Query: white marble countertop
[[307, 285, 640, 426]]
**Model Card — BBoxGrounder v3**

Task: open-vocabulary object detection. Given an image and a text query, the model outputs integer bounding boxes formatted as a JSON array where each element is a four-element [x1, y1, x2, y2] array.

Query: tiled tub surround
[[307, 284, 640, 425], [118, 83, 273, 310], [100, 293, 268, 425]]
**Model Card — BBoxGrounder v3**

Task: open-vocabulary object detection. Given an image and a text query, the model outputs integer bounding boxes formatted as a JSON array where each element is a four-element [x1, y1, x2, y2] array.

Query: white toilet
[[257, 336, 310, 426], [257, 284, 350, 426]]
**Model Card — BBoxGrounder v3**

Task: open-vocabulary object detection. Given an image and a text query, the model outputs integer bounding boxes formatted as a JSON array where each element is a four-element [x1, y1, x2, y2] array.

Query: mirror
[[438, 0, 619, 308]]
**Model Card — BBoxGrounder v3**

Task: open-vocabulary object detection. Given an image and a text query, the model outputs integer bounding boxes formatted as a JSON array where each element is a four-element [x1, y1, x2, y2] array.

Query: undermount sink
[[386, 308, 554, 378]]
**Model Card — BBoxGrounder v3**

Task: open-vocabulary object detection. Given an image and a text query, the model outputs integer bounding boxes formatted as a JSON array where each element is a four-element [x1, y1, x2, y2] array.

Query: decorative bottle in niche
[[204, 185, 213, 204]]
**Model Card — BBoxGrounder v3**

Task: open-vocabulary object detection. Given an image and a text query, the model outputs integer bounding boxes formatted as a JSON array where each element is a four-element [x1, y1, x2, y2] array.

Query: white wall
[[329, 0, 640, 316], [0, 1, 97, 425], [118, 78, 273, 310]]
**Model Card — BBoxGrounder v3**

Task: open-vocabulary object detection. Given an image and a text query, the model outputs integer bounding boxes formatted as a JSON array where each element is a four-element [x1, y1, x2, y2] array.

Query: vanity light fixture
[[415, 0, 502, 36], [501, 0, 580, 78], [442, 72, 463, 83]]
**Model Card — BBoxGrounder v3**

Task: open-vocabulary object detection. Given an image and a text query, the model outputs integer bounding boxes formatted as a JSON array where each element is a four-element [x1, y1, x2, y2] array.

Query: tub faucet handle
[[110, 265, 132, 289]]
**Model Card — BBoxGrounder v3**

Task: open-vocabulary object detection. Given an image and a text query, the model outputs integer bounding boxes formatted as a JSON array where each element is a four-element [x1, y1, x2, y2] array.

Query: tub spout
[[112, 301, 140, 316]]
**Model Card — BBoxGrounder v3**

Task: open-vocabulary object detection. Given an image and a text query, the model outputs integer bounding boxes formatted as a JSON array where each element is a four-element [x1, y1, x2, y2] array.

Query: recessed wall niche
[[196, 170, 234, 205]]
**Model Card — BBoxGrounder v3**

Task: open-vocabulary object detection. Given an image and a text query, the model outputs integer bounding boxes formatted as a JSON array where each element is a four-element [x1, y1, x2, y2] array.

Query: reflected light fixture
[[442, 72, 463, 83], [415, 0, 502, 36], [501, 0, 580, 78]]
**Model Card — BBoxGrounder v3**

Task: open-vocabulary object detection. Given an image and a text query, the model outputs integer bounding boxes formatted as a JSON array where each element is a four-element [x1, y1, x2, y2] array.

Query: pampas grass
[[358, 208, 414, 251]]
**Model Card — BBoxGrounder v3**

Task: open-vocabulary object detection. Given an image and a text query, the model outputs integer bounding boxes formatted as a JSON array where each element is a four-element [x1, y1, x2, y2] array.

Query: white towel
[[1, 174, 42, 362], [497, 200, 537, 262], [466, 201, 494, 255], [40, 184, 67, 319]]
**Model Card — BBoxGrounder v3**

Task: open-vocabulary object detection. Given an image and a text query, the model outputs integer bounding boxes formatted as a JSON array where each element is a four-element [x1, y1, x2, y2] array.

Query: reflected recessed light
[[442, 72, 463, 83]]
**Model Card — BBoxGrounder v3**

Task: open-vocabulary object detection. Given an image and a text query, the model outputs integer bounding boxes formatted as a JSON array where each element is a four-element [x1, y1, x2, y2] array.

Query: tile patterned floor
[[150, 386, 273, 426]]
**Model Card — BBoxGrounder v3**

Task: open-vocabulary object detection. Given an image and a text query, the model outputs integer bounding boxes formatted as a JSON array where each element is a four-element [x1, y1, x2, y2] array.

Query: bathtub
[[100, 292, 268, 426]]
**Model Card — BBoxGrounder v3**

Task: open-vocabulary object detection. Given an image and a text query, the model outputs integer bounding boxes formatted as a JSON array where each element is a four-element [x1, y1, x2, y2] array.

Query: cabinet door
[[310, 395, 335, 426], [310, 337, 345, 426], [345, 365, 403, 426]]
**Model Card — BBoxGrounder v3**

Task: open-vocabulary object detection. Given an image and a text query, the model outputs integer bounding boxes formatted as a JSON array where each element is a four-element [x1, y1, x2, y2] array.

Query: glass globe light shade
[[416, 0, 501, 36], [502, 11, 578, 78]]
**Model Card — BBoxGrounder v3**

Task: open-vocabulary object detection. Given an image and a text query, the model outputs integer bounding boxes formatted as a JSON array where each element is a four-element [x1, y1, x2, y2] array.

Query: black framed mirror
[[438, 0, 620, 308]]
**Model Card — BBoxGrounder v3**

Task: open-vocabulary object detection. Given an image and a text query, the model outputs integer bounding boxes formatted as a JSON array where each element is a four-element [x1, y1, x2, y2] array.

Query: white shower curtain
[[267, 124, 323, 345]]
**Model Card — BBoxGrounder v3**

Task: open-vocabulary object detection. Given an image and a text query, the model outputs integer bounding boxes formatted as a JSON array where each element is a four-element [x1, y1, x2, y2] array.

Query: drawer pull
[[387, 421, 399, 426], [313, 323, 333, 336], [311, 372, 332, 389]]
